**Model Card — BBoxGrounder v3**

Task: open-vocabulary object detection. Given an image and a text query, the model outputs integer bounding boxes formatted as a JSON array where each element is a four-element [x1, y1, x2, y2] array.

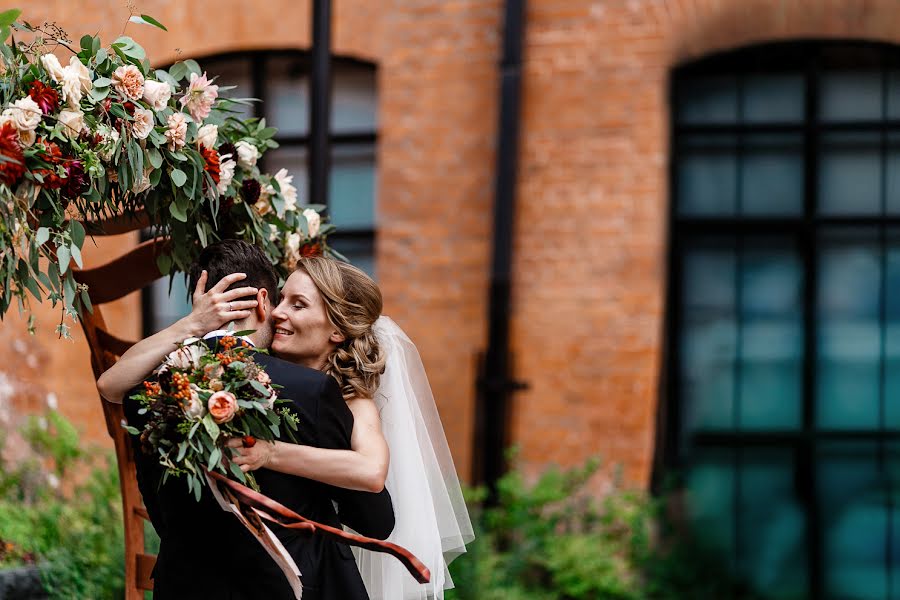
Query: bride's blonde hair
[[294, 257, 386, 400]]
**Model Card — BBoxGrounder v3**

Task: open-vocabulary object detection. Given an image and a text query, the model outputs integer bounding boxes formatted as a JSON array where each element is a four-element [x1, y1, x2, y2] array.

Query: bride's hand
[[226, 437, 277, 473], [186, 270, 259, 334]]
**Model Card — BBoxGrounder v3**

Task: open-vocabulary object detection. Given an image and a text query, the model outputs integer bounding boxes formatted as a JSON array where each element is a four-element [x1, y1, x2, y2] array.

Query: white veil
[[351, 316, 475, 599]]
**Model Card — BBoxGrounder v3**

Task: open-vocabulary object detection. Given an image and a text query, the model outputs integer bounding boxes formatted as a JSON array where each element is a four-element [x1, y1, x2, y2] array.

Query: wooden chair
[[72, 213, 165, 600]]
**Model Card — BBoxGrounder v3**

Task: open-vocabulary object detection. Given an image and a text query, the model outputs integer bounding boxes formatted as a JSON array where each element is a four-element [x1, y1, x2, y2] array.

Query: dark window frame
[[662, 41, 900, 598]]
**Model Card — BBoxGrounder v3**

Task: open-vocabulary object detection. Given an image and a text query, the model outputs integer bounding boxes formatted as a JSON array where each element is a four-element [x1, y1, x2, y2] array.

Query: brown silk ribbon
[[206, 470, 432, 584]]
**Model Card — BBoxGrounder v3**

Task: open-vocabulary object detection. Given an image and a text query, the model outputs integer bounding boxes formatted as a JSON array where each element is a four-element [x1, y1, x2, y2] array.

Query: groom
[[122, 240, 394, 599]]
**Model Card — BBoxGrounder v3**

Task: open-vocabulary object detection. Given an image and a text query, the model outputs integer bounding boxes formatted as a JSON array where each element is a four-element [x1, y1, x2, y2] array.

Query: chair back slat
[[73, 237, 168, 304]]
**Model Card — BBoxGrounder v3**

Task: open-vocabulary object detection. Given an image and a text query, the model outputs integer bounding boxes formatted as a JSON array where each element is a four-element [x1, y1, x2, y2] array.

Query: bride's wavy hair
[[295, 257, 386, 400]]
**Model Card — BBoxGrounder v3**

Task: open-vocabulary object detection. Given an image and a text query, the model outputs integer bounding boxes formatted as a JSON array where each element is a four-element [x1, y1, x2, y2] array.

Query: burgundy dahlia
[[62, 160, 88, 199], [0, 122, 25, 187], [28, 81, 60, 115], [240, 178, 261, 204], [218, 142, 237, 162]]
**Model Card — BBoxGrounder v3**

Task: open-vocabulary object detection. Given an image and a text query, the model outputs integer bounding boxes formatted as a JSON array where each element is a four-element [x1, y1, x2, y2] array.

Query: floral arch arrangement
[[0, 10, 333, 337]]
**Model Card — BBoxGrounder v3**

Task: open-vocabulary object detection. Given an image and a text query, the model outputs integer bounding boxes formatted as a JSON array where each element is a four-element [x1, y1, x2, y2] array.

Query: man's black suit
[[124, 341, 395, 600]]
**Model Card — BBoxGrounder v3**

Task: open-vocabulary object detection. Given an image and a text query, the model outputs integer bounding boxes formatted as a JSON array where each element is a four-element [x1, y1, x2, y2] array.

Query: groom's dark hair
[[188, 240, 279, 306]]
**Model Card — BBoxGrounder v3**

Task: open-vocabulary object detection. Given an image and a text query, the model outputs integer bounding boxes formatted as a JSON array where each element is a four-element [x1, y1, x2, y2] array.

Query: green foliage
[[0, 410, 128, 599], [448, 455, 761, 600]]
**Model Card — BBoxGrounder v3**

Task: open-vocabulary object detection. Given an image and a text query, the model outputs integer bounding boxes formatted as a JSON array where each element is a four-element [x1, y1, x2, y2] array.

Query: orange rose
[[208, 390, 237, 424]]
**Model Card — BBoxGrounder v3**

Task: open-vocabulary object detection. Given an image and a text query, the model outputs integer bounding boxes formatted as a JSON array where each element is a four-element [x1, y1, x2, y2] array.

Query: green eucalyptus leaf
[[169, 202, 187, 222], [70, 220, 86, 248], [170, 169, 187, 187], [0, 9, 21, 28], [35, 227, 50, 246], [147, 147, 163, 169], [92, 76, 112, 88], [70, 243, 83, 269], [129, 14, 168, 32], [57, 246, 71, 275]]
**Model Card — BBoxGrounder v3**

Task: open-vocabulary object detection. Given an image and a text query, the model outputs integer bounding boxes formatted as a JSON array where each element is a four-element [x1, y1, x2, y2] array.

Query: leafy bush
[[0, 408, 128, 598], [447, 455, 760, 600]]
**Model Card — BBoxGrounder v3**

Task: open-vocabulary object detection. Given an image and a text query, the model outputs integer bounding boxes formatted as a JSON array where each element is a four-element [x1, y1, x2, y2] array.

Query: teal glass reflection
[[817, 231, 882, 429], [818, 443, 890, 599], [886, 134, 900, 215], [738, 243, 803, 430], [677, 136, 738, 216], [681, 244, 737, 431], [742, 134, 804, 216], [820, 71, 883, 122], [743, 74, 805, 123], [329, 144, 376, 230], [686, 450, 736, 570], [738, 451, 807, 598], [819, 133, 882, 216], [677, 76, 739, 124], [884, 231, 900, 427], [266, 55, 310, 136], [146, 274, 192, 334]]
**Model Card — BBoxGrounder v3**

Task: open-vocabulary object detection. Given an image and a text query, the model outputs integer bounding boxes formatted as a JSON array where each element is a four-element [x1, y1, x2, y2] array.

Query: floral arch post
[[0, 10, 349, 598]]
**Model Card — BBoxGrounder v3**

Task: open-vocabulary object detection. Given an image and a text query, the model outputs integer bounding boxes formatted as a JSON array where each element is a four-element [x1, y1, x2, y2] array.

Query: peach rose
[[256, 370, 271, 385], [112, 65, 145, 102], [208, 390, 237, 424], [131, 106, 154, 140], [165, 112, 188, 151], [142, 79, 171, 111]]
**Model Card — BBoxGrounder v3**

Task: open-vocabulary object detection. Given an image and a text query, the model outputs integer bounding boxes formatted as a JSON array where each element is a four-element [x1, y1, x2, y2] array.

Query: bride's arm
[[229, 397, 390, 493], [96, 271, 259, 403]]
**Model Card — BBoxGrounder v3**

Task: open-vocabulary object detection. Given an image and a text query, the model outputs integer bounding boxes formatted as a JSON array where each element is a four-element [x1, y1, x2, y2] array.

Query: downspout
[[309, 0, 333, 208], [473, 0, 528, 494]]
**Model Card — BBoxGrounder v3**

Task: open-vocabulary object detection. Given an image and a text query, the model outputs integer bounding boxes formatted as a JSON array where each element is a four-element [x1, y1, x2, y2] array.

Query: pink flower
[[165, 112, 188, 151], [208, 390, 237, 424], [256, 371, 271, 385], [179, 71, 219, 124], [112, 65, 145, 102]]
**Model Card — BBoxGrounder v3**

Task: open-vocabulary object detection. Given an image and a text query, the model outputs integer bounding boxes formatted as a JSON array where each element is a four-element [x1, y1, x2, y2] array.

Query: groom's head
[[188, 240, 278, 348]]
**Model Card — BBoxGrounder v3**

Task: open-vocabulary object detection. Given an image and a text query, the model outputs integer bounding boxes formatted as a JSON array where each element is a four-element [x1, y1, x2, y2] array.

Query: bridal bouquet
[[124, 335, 299, 500], [0, 10, 335, 335]]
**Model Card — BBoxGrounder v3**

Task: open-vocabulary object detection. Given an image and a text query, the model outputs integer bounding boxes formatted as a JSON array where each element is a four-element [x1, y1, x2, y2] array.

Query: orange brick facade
[[5, 0, 899, 488]]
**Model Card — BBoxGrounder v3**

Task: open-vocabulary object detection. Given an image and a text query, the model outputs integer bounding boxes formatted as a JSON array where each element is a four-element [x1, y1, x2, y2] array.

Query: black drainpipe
[[309, 0, 333, 208], [473, 0, 528, 495]]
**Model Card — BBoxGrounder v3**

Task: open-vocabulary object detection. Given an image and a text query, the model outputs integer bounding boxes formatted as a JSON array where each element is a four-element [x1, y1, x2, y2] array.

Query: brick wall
[[6, 0, 900, 488]]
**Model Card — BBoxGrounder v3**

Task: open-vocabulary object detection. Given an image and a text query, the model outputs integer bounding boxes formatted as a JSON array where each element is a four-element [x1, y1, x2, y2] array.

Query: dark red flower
[[62, 160, 88, 199], [200, 145, 220, 185], [28, 81, 60, 115], [32, 139, 64, 189], [0, 122, 25, 187], [218, 142, 237, 162], [300, 242, 322, 258], [122, 101, 136, 115], [240, 178, 261, 204]]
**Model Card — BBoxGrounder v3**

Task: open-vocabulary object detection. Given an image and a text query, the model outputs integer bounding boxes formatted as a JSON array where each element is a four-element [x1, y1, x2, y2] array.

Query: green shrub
[[448, 455, 760, 600]]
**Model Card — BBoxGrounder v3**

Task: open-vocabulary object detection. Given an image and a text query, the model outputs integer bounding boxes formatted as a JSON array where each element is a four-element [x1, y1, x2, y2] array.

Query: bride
[[103, 253, 473, 599]]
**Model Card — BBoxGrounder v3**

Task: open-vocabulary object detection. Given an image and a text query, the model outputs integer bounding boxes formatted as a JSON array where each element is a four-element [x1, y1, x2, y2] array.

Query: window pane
[[330, 237, 375, 278], [676, 76, 738, 124], [145, 275, 191, 335], [886, 134, 900, 215], [265, 146, 309, 201], [203, 56, 254, 120], [677, 136, 738, 216], [681, 242, 737, 431], [332, 65, 377, 133], [820, 71, 883, 122], [737, 450, 807, 598], [266, 55, 310, 136], [743, 74, 805, 123], [888, 70, 900, 120], [819, 132, 882, 216], [686, 449, 736, 569], [330, 144, 376, 230], [738, 242, 803, 430], [742, 134, 804, 216], [818, 443, 890, 599], [884, 230, 900, 426], [817, 230, 882, 429]]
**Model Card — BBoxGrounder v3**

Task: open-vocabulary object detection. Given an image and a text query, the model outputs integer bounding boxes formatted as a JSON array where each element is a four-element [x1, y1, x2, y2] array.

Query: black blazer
[[125, 343, 395, 600]]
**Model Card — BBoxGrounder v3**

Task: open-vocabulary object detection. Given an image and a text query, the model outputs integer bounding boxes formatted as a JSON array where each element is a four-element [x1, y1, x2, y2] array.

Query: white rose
[[58, 109, 85, 138], [196, 124, 218, 150], [217, 154, 236, 194], [40, 53, 65, 82], [302, 208, 321, 238], [66, 57, 92, 93], [286, 232, 301, 258], [17, 127, 35, 148], [131, 106, 155, 140], [142, 79, 171, 111], [61, 69, 83, 109], [274, 168, 298, 212], [3, 97, 41, 132], [183, 388, 206, 420], [235, 140, 259, 169], [164, 343, 208, 370]]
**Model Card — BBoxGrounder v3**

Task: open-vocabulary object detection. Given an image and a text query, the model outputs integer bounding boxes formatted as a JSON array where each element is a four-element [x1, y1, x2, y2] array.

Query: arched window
[[143, 51, 377, 334], [667, 42, 900, 599]]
